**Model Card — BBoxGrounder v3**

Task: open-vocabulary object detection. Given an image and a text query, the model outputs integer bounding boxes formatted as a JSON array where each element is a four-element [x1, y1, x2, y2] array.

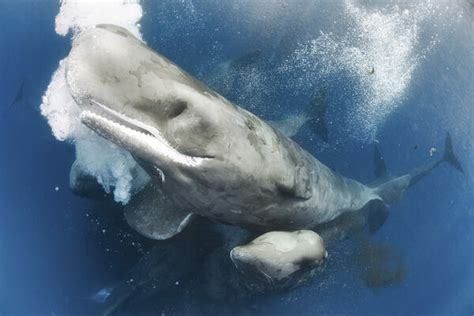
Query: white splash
[[280, 0, 442, 142], [74, 136, 148, 203], [342, 0, 439, 140], [40, 0, 147, 204], [55, 0, 143, 39]]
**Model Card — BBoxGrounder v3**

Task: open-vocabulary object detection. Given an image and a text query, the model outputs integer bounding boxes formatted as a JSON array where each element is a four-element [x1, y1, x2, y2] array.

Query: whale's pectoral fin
[[124, 183, 194, 240], [368, 175, 411, 234], [366, 199, 390, 235]]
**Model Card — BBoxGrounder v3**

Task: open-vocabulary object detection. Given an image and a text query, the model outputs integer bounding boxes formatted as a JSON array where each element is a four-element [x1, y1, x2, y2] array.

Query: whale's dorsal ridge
[[374, 175, 411, 206]]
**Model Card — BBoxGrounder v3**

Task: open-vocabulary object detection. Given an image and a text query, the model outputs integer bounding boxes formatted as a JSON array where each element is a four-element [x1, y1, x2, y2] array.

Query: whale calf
[[64, 24, 463, 292], [231, 230, 327, 292]]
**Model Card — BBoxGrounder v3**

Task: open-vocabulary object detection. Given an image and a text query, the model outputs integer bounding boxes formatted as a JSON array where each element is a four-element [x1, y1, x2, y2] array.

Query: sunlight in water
[[280, 0, 457, 142]]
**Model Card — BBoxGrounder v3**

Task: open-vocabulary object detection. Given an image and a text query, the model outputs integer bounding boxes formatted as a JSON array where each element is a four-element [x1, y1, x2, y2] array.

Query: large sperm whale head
[[65, 24, 307, 222], [67, 25, 230, 173]]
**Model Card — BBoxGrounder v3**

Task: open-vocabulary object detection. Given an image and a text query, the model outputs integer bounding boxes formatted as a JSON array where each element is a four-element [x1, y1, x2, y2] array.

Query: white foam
[[55, 0, 143, 39], [40, 0, 146, 203], [74, 136, 149, 203], [41, 59, 84, 141]]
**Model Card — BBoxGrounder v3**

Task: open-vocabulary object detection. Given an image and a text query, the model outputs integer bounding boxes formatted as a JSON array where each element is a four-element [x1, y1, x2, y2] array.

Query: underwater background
[[0, 0, 473, 315]]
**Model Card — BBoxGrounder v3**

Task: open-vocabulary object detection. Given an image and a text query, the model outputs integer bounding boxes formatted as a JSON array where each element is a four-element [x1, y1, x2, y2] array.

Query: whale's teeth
[[80, 110, 207, 167]]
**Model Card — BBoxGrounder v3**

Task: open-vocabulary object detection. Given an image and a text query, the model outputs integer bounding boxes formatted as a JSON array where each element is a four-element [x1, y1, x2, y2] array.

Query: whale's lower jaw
[[79, 107, 210, 169]]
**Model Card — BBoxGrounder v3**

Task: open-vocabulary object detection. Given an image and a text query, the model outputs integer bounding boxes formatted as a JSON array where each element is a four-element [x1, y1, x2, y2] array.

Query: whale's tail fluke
[[366, 175, 411, 234], [367, 132, 463, 234], [408, 132, 464, 188], [443, 132, 463, 173]]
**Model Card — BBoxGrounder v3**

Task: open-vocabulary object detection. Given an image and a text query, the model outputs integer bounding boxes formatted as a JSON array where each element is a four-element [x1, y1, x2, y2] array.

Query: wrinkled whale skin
[[66, 24, 394, 235]]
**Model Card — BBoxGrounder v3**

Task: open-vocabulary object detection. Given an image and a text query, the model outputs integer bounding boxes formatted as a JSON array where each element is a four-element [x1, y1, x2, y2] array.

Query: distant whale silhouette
[[6, 81, 25, 112]]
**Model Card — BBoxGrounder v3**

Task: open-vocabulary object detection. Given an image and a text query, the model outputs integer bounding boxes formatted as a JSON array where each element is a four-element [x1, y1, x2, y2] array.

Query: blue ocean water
[[0, 1, 473, 315]]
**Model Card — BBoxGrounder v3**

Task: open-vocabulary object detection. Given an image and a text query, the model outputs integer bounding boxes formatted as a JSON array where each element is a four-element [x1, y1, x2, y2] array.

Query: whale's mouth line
[[79, 98, 213, 167]]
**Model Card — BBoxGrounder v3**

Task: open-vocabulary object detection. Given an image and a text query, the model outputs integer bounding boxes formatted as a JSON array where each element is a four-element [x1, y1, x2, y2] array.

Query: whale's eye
[[168, 99, 187, 119]]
